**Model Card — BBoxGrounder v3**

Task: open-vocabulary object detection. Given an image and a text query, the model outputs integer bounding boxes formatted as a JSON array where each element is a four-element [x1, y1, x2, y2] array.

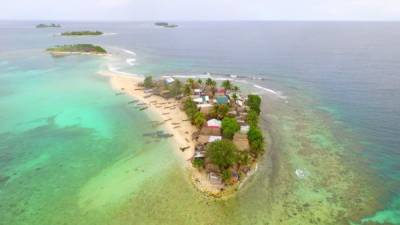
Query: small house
[[206, 119, 222, 128], [216, 88, 225, 96], [208, 135, 222, 143], [198, 103, 213, 115], [164, 77, 175, 85], [200, 127, 221, 136], [215, 96, 229, 105], [209, 172, 223, 185], [193, 89, 202, 95]]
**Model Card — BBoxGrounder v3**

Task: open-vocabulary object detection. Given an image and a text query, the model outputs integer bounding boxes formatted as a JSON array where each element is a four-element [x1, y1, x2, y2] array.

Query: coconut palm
[[222, 80, 232, 90], [205, 78, 214, 87], [183, 83, 192, 96], [233, 85, 240, 93], [187, 78, 195, 88]]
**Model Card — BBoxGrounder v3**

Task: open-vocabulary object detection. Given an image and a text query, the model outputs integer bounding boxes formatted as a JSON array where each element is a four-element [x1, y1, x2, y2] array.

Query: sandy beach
[[99, 71, 196, 164]]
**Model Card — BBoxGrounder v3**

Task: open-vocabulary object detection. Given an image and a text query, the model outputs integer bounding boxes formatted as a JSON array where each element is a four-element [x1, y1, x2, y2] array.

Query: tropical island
[[154, 22, 178, 28], [61, 31, 103, 36], [103, 71, 266, 197], [46, 44, 107, 56], [36, 23, 61, 28]]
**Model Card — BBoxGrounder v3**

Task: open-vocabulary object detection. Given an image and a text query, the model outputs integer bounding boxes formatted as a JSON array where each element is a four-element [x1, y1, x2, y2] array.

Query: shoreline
[[47, 51, 109, 57], [99, 70, 258, 198]]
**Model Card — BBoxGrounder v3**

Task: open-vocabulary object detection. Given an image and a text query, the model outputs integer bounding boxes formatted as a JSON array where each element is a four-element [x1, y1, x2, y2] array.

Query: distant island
[[61, 31, 103, 36], [154, 22, 178, 28], [46, 44, 107, 56], [36, 23, 61, 28]]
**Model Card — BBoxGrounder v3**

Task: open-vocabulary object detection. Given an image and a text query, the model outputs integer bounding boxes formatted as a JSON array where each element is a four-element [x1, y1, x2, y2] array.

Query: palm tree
[[233, 85, 239, 93], [187, 78, 195, 88], [222, 80, 232, 90], [205, 78, 214, 87], [210, 81, 217, 98], [183, 83, 192, 96], [232, 93, 238, 102]]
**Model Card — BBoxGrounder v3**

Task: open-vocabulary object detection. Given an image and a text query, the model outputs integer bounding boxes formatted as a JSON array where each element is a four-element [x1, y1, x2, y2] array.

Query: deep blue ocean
[[0, 21, 399, 224]]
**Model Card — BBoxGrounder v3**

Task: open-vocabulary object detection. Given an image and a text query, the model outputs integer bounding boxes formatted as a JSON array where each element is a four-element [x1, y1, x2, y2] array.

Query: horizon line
[[1, 19, 400, 23]]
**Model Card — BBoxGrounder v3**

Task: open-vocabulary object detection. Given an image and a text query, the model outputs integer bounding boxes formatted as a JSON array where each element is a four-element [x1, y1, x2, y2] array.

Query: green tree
[[222, 80, 232, 90], [221, 169, 232, 182], [247, 126, 264, 156], [205, 78, 214, 86], [187, 78, 195, 88], [183, 84, 192, 96], [232, 93, 238, 103], [193, 112, 206, 128], [233, 85, 240, 93], [184, 98, 198, 119], [144, 76, 154, 89], [238, 152, 251, 166], [212, 104, 229, 119], [222, 117, 240, 139], [206, 140, 238, 170], [197, 79, 203, 86], [169, 80, 182, 97], [247, 95, 262, 115], [246, 110, 259, 127]]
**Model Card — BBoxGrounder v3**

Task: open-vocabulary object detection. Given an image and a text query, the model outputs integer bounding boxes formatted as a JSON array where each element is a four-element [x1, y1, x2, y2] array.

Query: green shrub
[[222, 117, 240, 139], [144, 76, 154, 89], [192, 158, 205, 169], [221, 169, 232, 182]]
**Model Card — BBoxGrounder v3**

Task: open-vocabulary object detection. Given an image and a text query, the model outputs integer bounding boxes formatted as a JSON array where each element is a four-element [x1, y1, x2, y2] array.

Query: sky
[[2, 0, 400, 21]]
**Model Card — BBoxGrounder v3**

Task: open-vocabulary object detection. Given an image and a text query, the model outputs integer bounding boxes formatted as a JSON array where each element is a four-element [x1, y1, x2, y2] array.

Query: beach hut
[[215, 96, 229, 105], [216, 88, 225, 96], [208, 135, 222, 143], [164, 77, 175, 85], [198, 103, 213, 115], [197, 135, 210, 145], [200, 127, 221, 136], [193, 97, 204, 104], [207, 119, 222, 128], [209, 172, 223, 185], [233, 133, 250, 151], [194, 89, 202, 95]]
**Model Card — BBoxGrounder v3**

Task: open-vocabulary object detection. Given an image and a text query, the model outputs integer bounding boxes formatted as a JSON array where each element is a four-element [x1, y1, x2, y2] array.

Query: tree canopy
[[206, 140, 238, 170], [222, 80, 232, 90], [144, 76, 154, 89], [247, 95, 262, 115], [222, 117, 240, 139]]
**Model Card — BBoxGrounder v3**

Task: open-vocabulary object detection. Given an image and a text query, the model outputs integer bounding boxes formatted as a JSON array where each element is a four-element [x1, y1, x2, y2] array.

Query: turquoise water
[[0, 21, 399, 224]]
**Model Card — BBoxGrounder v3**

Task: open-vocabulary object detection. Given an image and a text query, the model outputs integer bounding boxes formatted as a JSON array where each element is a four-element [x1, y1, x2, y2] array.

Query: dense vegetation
[[183, 98, 206, 128], [206, 140, 238, 170], [221, 117, 240, 139], [246, 95, 264, 156], [36, 23, 61, 28], [61, 31, 103, 36], [143, 76, 154, 89], [47, 44, 107, 54]]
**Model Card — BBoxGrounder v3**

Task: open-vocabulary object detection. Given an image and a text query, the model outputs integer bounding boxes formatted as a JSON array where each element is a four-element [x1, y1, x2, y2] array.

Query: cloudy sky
[[2, 0, 400, 21]]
